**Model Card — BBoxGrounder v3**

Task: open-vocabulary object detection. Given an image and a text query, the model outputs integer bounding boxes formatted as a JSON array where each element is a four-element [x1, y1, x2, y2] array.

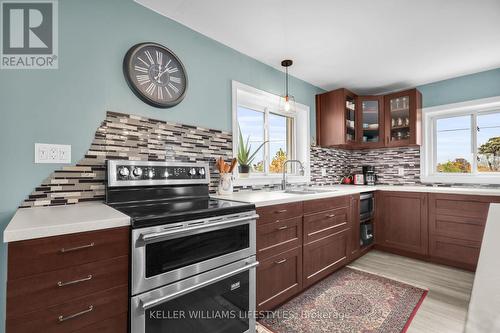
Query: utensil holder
[[218, 174, 234, 195]]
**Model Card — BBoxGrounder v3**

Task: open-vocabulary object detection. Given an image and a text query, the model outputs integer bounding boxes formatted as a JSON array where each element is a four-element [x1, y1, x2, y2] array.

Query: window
[[232, 81, 310, 184], [422, 96, 500, 184]]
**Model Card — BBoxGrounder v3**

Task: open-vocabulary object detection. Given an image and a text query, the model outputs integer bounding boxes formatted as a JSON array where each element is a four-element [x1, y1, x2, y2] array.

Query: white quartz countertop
[[3, 202, 130, 243], [213, 185, 500, 207]]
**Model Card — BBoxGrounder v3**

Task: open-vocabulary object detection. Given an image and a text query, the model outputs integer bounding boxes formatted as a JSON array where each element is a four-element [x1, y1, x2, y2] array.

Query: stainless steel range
[[106, 160, 258, 333]]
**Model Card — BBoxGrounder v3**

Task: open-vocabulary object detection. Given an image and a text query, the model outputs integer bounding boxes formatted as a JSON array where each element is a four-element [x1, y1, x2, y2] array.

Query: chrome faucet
[[281, 160, 305, 190]]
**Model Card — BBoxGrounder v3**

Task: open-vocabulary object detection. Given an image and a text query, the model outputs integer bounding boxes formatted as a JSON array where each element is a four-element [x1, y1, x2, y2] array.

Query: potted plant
[[237, 126, 266, 178]]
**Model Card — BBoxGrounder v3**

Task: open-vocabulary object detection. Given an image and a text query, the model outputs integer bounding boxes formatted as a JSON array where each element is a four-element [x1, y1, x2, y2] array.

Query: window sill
[[421, 174, 500, 185], [233, 175, 310, 187]]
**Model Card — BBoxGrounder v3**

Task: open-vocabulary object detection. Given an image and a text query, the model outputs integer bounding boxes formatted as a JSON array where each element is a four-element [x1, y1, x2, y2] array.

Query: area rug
[[259, 267, 427, 333]]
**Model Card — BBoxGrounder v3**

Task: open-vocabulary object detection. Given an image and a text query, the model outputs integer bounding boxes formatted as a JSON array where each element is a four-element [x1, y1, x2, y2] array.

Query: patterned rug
[[259, 267, 427, 333]]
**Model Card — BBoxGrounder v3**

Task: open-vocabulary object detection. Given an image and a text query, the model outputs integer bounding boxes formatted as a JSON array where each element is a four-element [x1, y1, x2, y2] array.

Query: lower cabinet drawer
[[257, 247, 302, 311], [72, 312, 127, 333], [303, 195, 349, 214], [8, 227, 130, 280], [429, 235, 481, 270], [303, 229, 349, 288], [6, 285, 128, 333], [257, 216, 302, 260], [303, 207, 348, 243], [7, 256, 128, 317]]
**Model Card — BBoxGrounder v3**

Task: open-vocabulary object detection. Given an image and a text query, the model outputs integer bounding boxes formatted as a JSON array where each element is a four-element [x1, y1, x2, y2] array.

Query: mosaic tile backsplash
[[22, 111, 485, 208], [21, 111, 232, 208]]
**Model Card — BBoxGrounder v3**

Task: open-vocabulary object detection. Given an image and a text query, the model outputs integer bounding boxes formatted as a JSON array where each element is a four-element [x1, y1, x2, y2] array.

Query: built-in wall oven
[[360, 192, 374, 246], [360, 192, 374, 222]]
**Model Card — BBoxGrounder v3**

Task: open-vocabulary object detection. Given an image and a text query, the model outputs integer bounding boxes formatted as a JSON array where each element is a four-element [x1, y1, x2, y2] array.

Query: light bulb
[[284, 100, 291, 112]]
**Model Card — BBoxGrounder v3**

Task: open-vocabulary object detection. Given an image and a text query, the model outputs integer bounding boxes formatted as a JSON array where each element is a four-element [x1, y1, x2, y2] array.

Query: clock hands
[[154, 67, 170, 83]]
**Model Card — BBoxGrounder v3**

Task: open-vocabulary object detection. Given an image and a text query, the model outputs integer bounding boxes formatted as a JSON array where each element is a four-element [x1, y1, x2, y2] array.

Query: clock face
[[123, 43, 187, 108]]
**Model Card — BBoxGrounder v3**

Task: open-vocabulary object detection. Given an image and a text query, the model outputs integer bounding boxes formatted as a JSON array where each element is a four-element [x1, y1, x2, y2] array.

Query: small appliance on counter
[[362, 165, 377, 186], [353, 174, 364, 185]]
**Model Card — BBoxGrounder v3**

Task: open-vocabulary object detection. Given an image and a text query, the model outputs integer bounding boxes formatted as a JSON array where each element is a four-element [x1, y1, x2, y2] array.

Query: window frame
[[232, 81, 310, 186], [421, 96, 500, 184]]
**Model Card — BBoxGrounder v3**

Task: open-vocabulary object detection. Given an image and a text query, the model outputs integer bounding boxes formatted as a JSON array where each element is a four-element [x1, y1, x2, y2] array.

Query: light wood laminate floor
[[257, 250, 474, 333], [349, 250, 474, 333]]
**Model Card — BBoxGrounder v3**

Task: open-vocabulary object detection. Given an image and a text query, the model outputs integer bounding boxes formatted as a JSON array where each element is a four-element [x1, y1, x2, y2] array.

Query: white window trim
[[421, 96, 500, 185], [232, 80, 311, 187]]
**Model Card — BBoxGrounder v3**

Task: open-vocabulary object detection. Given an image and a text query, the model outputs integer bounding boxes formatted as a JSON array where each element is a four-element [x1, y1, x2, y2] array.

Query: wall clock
[[123, 42, 188, 108]]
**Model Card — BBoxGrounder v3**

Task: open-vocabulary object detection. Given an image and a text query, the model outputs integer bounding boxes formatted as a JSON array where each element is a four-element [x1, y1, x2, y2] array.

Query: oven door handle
[[140, 261, 259, 310], [140, 214, 259, 243]]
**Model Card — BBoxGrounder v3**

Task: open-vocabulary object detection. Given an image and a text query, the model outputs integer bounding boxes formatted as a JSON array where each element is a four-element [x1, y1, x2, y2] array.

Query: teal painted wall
[[0, 1, 322, 331], [418, 68, 500, 107]]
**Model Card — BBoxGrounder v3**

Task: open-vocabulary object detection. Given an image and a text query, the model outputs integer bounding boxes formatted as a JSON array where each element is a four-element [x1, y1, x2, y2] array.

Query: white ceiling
[[136, 0, 500, 95]]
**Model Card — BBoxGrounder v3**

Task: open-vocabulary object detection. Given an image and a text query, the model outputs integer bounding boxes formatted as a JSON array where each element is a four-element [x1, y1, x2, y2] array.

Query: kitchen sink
[[283, 188, 336, 195]]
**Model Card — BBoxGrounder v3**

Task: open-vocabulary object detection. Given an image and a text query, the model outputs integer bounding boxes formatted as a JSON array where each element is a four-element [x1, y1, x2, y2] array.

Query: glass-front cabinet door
[[384, 89, 422, 147], [358, 96, 384, 147], [345, 94, 357, 144]]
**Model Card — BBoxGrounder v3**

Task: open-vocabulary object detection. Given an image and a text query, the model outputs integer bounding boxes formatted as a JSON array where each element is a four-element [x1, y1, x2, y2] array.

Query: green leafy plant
[[237, 125, 267, 167], [478, 136, 500, 171]]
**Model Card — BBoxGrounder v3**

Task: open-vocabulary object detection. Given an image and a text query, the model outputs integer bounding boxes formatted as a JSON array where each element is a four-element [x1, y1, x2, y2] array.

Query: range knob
[[118, 167, 130, 177], [199, 168, 205, 176], [133, 167, 143, 177], [147, 169, 155, 179], [189, 168, 197, 176], [164, 170, 170, 178]]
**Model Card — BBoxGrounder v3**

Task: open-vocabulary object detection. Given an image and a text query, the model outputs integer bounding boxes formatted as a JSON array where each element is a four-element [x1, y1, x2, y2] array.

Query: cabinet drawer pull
[[60, 242, 94, 253], [327, 214, 336, 218], [274, 259, 287, 265], [275, 209, 288, 213], [57, 275, 93, 287], [58, 305, 93, 322], [276, 226, 288, 230]]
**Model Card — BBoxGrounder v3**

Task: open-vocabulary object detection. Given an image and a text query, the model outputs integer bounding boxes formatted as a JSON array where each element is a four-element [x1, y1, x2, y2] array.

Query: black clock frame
[[123, 42, 188, 108]]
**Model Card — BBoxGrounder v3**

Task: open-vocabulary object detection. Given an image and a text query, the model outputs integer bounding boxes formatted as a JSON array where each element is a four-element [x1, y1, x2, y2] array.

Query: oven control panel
[[108, 161, 209, 186]]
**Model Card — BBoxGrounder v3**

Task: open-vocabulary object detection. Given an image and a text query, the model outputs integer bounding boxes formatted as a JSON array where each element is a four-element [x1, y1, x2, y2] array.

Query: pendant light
[[280, 59, 295, 112]]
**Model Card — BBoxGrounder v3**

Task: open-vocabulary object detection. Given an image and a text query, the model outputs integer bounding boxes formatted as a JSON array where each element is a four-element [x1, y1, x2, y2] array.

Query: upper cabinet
[[315, 88, 422, 149], [384, 88, 422, 147], [316, 88, 357, 147], [358, 96, 384, 148]]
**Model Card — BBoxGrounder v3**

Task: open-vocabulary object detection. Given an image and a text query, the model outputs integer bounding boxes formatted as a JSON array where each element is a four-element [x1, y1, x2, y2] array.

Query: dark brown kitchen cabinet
[[357, 96, 385, 148], [303, 229, 349, 288], [428, 193, 500, 271], [6, 227, 129, 333], [316, 88, 357, 147], [302, 195, 351, 288], [384, 88, 422, 147], [256, 246, 303, 311], [376, 191, 428, 256], [256, 195, 356, 311], [316, 87, 421, 149]]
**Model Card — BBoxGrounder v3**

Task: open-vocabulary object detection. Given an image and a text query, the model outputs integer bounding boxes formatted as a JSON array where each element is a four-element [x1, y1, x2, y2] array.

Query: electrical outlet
[[35, 143, 71, 164], [321, 168, 327, 176], [398, 167, 405, 176]]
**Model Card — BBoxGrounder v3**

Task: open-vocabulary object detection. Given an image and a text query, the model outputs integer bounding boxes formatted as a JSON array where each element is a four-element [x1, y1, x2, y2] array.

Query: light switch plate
[[35, 143, 71, 164], [398, 167, 405, 176], [321, 168, 327, 176]]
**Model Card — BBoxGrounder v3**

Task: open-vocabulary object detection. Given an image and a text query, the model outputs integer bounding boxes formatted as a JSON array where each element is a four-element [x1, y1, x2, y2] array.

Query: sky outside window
[[237, 106, 264, 171], [436, 115, 472, 173]]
